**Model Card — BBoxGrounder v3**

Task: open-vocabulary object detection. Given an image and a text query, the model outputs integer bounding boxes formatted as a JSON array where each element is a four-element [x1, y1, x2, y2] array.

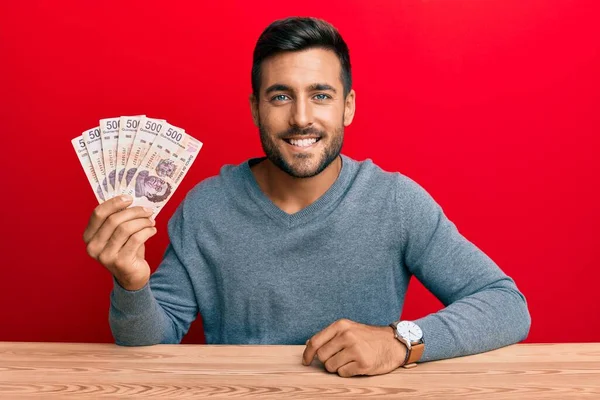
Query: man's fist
[[83, 195, 157, 291], [302, 318, 407, 378]]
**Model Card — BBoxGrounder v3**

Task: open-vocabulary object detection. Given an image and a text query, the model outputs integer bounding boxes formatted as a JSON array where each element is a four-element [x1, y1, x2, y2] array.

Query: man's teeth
[[289, 138, 318, 147]]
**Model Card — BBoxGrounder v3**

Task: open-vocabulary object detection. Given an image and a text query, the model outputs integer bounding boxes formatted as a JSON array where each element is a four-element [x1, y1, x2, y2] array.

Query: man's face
[[251, 48, 355, 178], [144, 175, 168, 197]]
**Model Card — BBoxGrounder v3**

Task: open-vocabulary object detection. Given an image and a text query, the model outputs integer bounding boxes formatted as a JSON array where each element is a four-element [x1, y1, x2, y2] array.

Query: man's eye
[[314, 94, 331, 101], [272, 95, 289, 102]]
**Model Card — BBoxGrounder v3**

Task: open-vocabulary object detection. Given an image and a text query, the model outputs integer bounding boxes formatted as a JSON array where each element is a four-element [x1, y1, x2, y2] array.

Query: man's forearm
[[414, 277, 531, 362], [109, 278, 180, 346]]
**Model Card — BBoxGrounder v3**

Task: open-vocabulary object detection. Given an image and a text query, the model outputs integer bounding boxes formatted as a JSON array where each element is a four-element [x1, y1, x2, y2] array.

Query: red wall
[[0, 1, 598, 344]]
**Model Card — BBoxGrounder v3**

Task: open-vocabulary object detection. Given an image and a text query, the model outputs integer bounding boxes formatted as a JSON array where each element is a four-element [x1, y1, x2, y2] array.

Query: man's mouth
[[283, 137, 321, 148]]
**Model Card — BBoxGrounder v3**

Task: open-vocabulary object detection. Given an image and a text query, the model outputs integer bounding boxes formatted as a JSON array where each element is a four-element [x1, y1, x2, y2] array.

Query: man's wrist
[[388, 326, 410, 366], [114, 274, 148, 292]]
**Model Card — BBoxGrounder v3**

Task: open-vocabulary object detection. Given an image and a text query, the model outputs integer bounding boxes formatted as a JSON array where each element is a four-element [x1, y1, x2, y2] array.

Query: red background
[[0, 1, 598, 344]]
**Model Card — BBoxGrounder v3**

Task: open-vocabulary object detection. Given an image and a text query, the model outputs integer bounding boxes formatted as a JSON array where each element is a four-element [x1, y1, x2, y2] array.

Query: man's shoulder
[[350, 157, 443, 232], [184, 160, 247, 205], [348, 156, 439, 214], [349, 156, 423, 194]]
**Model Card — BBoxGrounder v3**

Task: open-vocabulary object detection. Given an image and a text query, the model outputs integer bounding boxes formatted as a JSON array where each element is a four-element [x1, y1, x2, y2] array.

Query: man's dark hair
[[252, 17, 352, 99]]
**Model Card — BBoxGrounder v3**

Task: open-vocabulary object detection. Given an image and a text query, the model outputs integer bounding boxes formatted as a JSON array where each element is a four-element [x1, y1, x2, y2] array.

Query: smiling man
[[83, 17, 531, 378]]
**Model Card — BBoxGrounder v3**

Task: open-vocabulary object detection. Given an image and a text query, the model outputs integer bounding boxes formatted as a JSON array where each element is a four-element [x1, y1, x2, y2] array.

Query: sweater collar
[[240, 154, 358, 228]]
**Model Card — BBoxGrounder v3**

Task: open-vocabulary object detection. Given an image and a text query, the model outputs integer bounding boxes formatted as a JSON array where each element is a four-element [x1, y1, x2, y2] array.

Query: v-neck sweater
[[109, 154, 531, 363]]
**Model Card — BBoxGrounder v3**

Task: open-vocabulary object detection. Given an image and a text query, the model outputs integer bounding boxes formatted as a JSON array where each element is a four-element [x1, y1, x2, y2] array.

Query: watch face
[[397, 321, 423, 342]]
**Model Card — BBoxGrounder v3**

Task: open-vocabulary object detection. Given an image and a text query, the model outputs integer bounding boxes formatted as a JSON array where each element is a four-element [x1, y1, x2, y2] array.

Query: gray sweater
[[110, 154, 531, 362]]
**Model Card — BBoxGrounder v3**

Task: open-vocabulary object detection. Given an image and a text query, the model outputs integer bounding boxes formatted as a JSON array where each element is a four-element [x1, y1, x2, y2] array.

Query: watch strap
[[402, 342, 424, 368], [389, 321, 425, 368]]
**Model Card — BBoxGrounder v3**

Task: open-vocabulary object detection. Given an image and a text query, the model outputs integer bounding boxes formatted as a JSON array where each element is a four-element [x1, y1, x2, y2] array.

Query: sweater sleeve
[[109, 200, 199, 346], [397, 175, 531, 362]]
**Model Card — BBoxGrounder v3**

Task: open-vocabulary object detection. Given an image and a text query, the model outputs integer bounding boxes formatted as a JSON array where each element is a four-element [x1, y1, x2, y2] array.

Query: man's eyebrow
[[265, 84, 292, 95], [307, 83, 337, 93], [264, 83, 338, 95]]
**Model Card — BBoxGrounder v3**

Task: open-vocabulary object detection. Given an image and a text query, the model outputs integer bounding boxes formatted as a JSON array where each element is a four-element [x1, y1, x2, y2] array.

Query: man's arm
[[109, 201, 199, 346], [397, 175, 531, 362]]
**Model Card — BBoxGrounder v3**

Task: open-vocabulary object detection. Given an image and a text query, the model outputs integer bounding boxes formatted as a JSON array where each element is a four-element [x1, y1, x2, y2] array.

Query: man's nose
[[289, 97, 313, 128]]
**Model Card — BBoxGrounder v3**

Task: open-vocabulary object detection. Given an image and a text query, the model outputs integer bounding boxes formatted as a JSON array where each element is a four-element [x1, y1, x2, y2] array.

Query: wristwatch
[[389, 320, 425, 368]]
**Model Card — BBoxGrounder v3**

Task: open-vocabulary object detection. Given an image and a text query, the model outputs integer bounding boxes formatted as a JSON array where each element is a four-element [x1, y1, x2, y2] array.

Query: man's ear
[[249, 93, 259, 127], [343, 89, 356, 127]]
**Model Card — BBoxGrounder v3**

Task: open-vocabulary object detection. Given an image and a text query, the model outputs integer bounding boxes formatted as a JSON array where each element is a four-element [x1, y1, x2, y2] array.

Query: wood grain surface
[[0, 342, 599, 399]]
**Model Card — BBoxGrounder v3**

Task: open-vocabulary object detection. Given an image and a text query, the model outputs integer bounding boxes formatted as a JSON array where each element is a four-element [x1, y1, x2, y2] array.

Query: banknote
[[100, 117, 120, 197], [73, 116, 202, 218], [115, 115, 144, 193], [71, 136, 106, 203], [82, 126, 108, 198], [123, 123, 203, 216], [120, 116, 166, 196]]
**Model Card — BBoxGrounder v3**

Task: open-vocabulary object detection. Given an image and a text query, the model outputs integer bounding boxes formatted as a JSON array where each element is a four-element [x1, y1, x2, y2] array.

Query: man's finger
[[314, 331, 353, 363], [336, 361, 362, 378], [102, 218, 156, 258], [303, 319, 350, 365], [83, 195, 133, 243], [93, 206, 154, 246], [323, 345, 356, 374], [118, 226, 158, 262]]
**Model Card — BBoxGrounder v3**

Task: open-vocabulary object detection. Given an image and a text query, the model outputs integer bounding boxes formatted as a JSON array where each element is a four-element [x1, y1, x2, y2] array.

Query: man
[[83, 17, 530, 378]]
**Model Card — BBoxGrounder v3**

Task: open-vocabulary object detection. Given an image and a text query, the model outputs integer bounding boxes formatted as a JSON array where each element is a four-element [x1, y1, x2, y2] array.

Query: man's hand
[[302, 318, 407, 378], [83, 195, 157, 291]]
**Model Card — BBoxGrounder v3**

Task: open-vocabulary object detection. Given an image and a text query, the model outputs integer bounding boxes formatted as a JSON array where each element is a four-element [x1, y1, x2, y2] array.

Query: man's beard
[[258, 119, 344, 179]]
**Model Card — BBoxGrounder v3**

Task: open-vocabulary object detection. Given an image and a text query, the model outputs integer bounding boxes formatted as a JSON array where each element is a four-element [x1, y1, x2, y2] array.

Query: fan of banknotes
[[72, 115, 203, 217]]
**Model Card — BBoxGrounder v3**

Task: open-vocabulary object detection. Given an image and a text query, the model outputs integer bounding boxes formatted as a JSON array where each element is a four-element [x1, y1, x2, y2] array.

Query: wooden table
[[0, 342, 599, 399]]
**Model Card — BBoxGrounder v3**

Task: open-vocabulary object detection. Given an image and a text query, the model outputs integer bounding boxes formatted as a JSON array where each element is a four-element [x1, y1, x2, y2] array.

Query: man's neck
[[250, 156, 342, 215]]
